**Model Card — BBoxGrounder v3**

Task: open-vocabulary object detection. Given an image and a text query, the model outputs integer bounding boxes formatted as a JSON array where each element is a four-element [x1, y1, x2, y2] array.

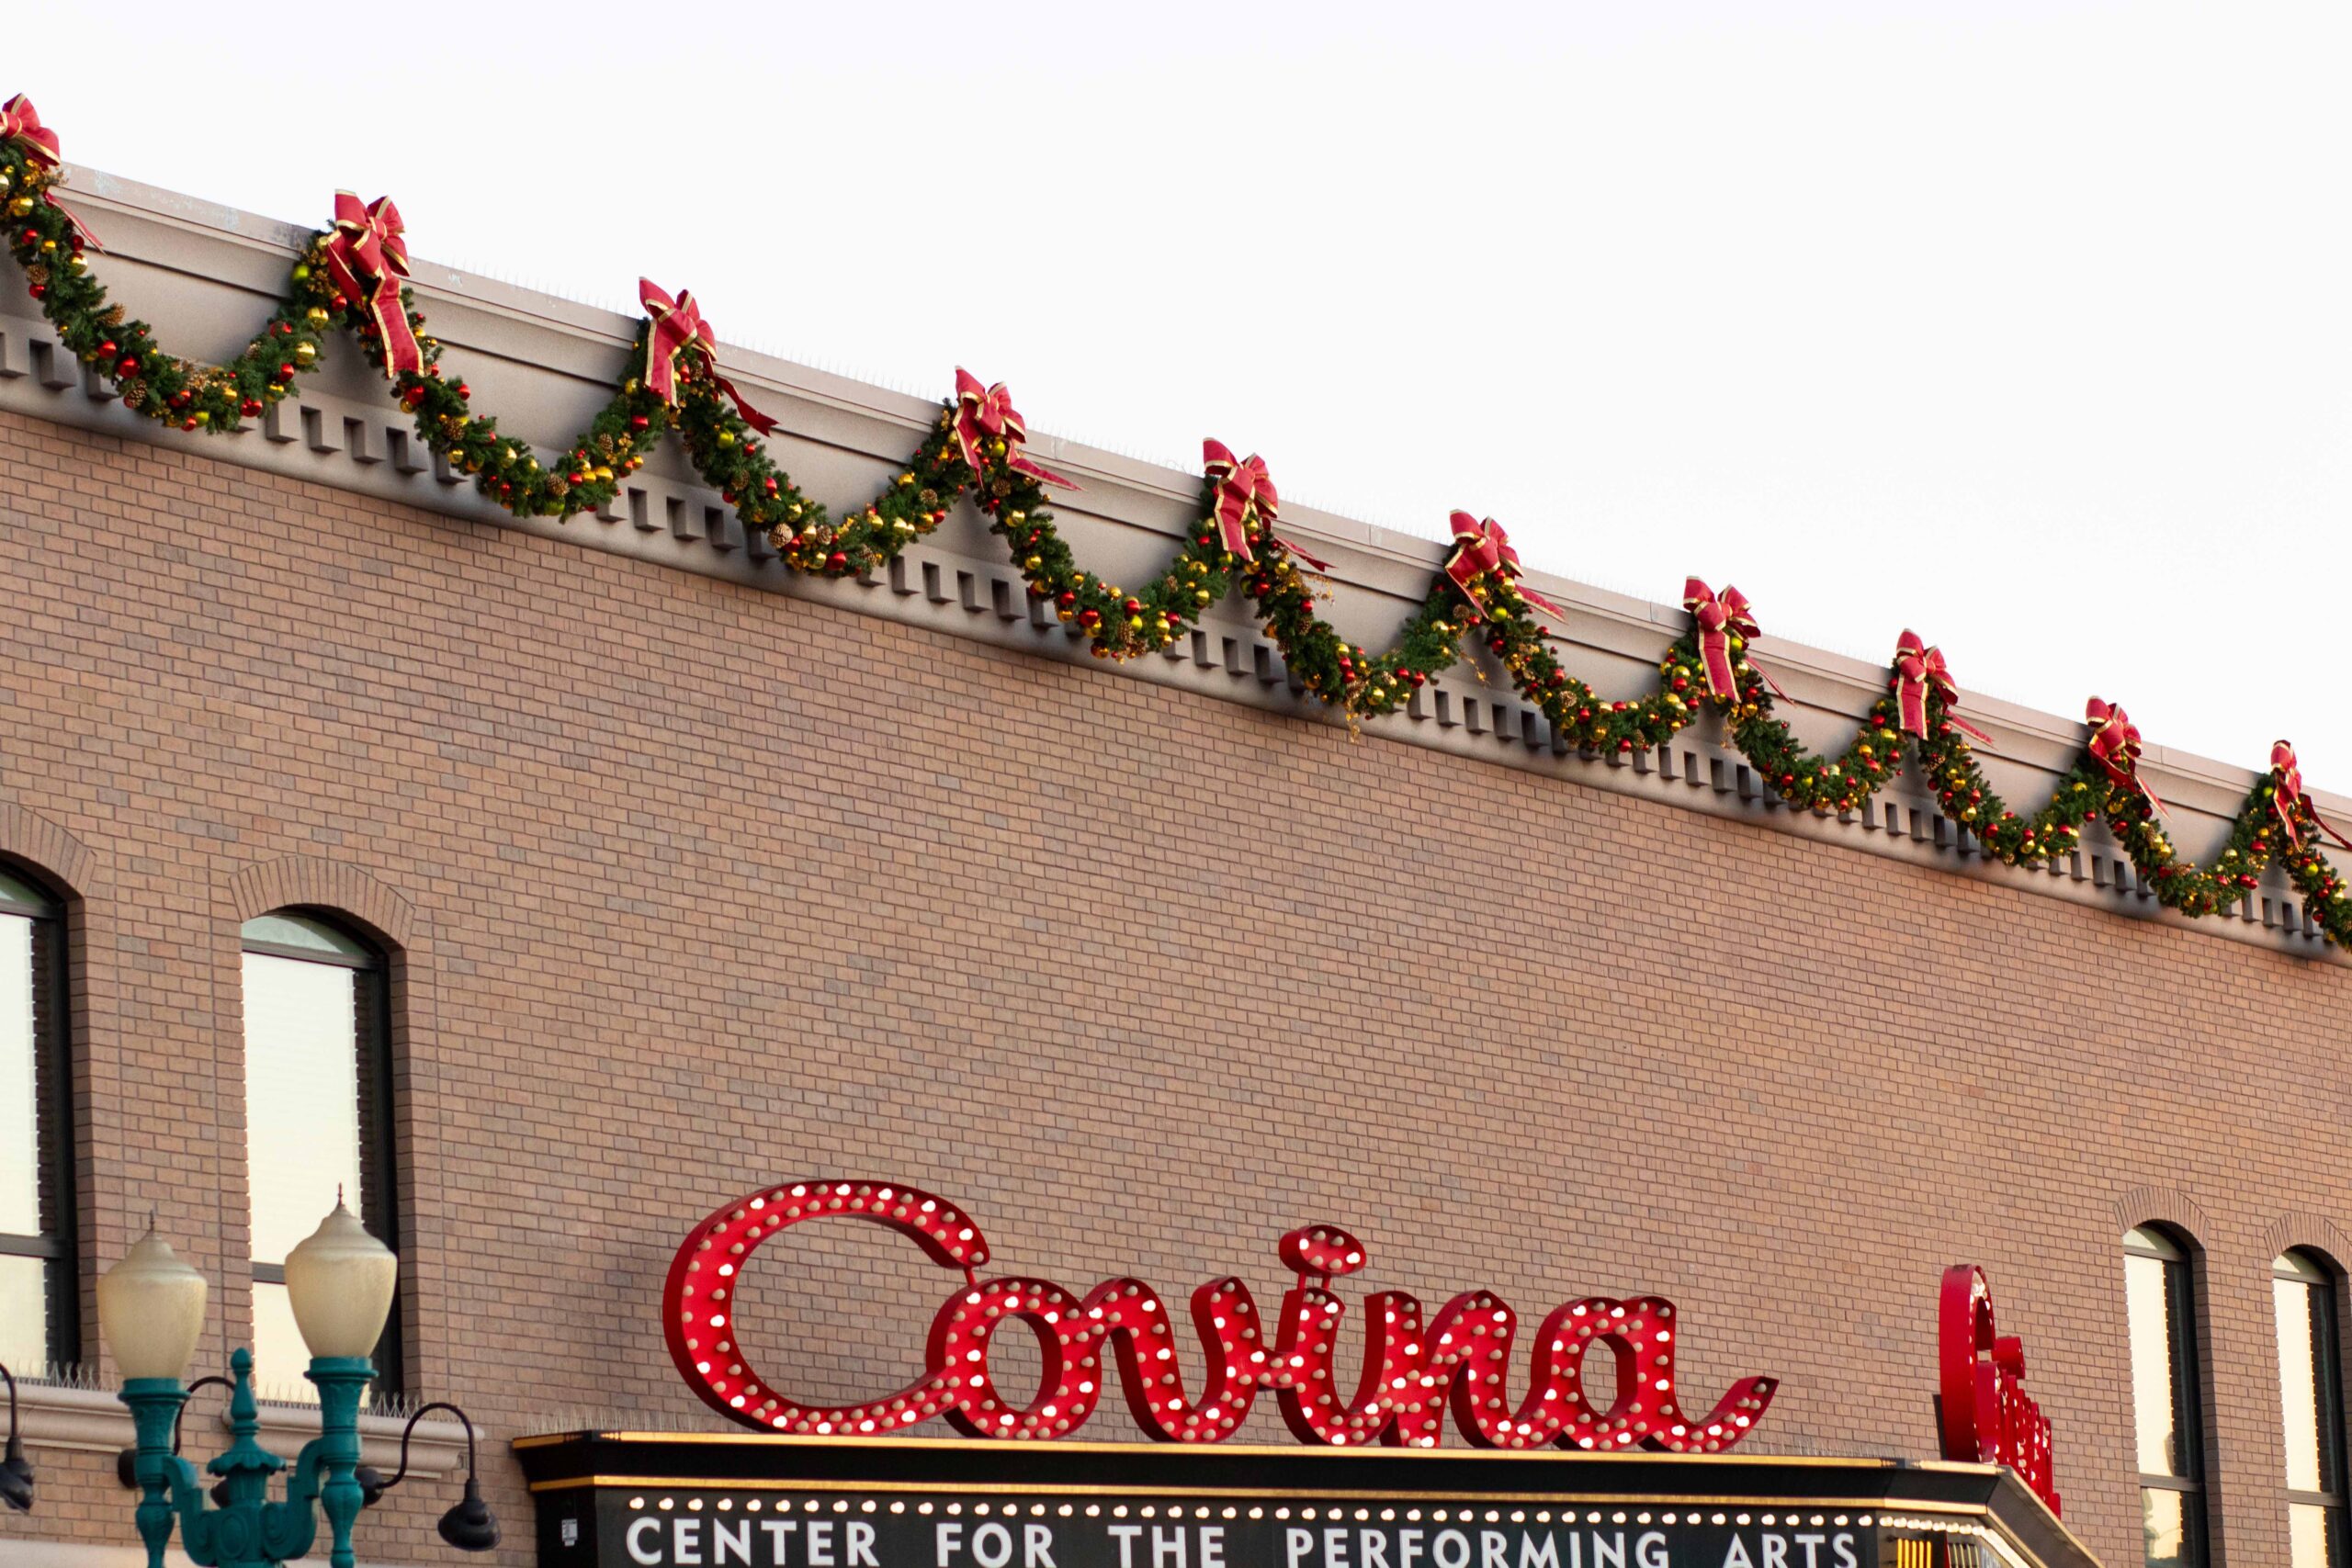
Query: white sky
[[18, 1, 2352, 784]]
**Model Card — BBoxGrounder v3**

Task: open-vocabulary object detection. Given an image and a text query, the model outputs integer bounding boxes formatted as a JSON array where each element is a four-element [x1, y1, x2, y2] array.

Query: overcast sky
[[19, 2, 2351, 784]]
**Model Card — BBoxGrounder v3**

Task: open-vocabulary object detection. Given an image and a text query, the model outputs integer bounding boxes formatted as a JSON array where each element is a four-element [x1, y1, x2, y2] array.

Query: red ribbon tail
[[2314, 809, 2352, 852], [1519, 586, 1569, 620], [56, 199, 103, 255], [1949, 715, 1993, 745], [372, 286, 424, 378], [710, 371, 779, 435], [951, 416, 983, 473], [644, 340, 678, 407], [1696, 636, 1736, 699], [1752, 660, 1790, 702], [1272, 534, 1332, 572], [1009, 454, 1080, 491]]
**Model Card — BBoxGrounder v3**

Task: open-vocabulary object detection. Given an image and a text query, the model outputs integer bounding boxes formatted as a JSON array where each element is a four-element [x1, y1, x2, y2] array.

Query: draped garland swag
[[1, 96, 2345, 953]]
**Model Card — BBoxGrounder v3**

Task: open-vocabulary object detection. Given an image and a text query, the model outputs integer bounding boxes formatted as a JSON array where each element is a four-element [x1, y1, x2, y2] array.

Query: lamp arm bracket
[[259, 1484, 322, 1565], [171, 1376, 232, 1458], [367, 1402, 479, 1500], [153, 1453, 203, 1514], [152, 1455, 212, 1560], [283, 1437, 328, 1509]]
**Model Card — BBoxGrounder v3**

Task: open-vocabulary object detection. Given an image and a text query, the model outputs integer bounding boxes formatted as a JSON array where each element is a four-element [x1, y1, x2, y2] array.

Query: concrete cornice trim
[[49, 163, 2347, 810], [0, 1542, 199, 1568], [5, 169, 2348, 970], [13, 1379, 466, 1474], [0, 1542, 435, 1568]]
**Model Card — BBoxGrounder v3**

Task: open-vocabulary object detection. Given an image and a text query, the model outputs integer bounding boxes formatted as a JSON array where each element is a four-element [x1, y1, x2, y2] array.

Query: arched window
[[0, 864, 74, 1373], [2127, 1225, 2209, 1568], [241, 910, 399, 1403], [2276, 1249, 2348, 1567]]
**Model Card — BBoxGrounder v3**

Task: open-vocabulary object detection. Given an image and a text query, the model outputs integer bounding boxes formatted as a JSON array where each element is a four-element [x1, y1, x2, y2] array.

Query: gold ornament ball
[[293, 342, 317, 364]]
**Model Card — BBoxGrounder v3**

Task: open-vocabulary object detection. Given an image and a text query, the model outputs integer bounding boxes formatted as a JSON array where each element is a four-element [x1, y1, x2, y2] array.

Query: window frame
[[2126, 1224, 2210, 1568], [0, 862, 77, 1371], [2276, 1248, 2350, 1567], [240, 908, 401, 1399]]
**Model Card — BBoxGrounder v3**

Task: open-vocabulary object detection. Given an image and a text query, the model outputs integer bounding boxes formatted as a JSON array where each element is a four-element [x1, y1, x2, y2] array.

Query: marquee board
[[512, 1435, 2098, 1568]]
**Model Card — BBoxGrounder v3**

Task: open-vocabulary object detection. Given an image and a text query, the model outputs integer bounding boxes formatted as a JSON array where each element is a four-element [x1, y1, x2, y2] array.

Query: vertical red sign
[[1938, 1264, 2059, 1515]]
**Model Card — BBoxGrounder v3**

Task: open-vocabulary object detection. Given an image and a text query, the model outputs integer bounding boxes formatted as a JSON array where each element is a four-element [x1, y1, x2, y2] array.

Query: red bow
[[1203, 439, 1275, 558], [2086, 697, 2165, 818], [1894, 630, 1990, 743], [1682, 578, 1788, 700], [323, 193, 423, 379], [953, 368, 1076, 490], [2269, 740, 2352, 852], [639, 279, 778, 434], [1200, 439, 1330, 570], [1445, 513, 1567, 620], [1, 95, 59, 170], [0, 95, 101, 254]]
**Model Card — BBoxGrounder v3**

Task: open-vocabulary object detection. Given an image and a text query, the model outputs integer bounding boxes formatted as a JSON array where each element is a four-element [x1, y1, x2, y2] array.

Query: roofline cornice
[[2, 164, 2340, 966]]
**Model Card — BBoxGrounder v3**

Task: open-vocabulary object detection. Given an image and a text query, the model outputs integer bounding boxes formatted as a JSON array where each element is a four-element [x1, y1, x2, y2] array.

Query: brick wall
[[0, 408, 2346, 1568]]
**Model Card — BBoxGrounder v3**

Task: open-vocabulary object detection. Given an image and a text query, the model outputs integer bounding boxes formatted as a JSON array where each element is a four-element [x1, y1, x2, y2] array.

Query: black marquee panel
[[512, 1435, 2100, 1568]]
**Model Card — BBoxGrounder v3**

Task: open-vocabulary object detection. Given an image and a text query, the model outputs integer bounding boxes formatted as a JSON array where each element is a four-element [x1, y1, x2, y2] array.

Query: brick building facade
[[0, 170, 2346, 1568]]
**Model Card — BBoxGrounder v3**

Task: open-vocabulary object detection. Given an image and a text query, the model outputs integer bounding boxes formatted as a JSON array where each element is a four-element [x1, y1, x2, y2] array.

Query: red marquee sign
[[663, 1180, 1778, 1451], [1938, 1265, 2059, 1515]]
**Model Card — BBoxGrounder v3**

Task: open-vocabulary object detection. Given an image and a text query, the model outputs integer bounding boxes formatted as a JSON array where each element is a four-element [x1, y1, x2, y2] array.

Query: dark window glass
[[240, 911, 398, 1403], [2277, 1250, 2348, 1568], [2127, 1225, 2208, 1568], [0, 866, 74, 1373]]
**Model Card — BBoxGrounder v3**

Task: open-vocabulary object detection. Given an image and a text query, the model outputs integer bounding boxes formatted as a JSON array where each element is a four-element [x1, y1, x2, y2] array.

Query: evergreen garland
[[1, 116, 2345, 953]]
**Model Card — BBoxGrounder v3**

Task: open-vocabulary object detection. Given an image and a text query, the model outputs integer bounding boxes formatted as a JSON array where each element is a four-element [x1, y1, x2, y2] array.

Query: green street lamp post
[[100, 1205, 497, 1568]]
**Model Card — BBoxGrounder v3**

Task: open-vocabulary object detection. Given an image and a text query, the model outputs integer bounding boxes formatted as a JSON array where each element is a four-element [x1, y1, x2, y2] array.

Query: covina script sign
[[662, 1181, 1777, 1451]]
